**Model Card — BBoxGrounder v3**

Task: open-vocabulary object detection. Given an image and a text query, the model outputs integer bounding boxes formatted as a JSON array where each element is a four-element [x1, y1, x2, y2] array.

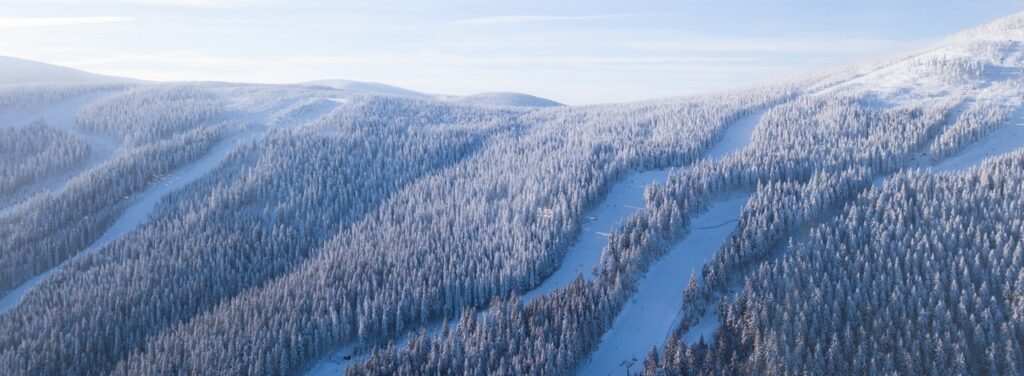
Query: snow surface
[[697, 103, 1024, 351], [684, 308, 723, 346], [523, 169, 672, 303], [306, 343, 361, 376], [0, 90, 123, 213], [930, 109, 1024, 173], [305, 109, 766, 374], [707, 111, 764, 159], [302, 79, 433, 100], [271, 98, 344, 130], [306, 193, 755, 376], [811, 17, 1024, 109], [0, 56, 131, 85], [868, 105, 1024, 192], [577, 192, 752, 376], [0, 126, 262, 313], [571, 110, 762, 375], [306, 169, 675, 375], [306, 317, 454, 376], [452, 92, 563, 108], [524, 109, 763, 303]]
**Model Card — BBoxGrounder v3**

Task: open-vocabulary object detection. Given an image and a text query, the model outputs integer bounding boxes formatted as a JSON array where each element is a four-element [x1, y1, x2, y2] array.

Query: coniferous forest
[[3, 11, 1024, 376]]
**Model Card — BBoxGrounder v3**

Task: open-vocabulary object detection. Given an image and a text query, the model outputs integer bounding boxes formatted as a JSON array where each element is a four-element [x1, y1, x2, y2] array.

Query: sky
[[1, 0, 1022, 104]]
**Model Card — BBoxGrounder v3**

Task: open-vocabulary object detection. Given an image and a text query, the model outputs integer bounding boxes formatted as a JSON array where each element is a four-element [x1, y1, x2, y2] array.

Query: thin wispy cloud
[[29, 0, 274, 8], [285, 54, 761, 66], [451, 14, 630, 26], [4, 0, 1015, 103], [0, 17, 133, 29], [61, 52, 763, 74], [65, 51, 252, 67], [623, 36, 915, 55]]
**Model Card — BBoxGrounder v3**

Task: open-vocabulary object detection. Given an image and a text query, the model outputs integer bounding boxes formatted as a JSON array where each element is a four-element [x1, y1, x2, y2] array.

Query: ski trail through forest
[[521, 168, 672, 303], [9, 14, 1024, 376], [682, 104, 1024, 346], [930, 107, 1024, 173], [0, 126, 262, 313], [307, 109, 769, 376], [578, 192, 753, 376], [577, 110, 765, 375], [525, 109, 766, 303], [0, 90, 123, 214]]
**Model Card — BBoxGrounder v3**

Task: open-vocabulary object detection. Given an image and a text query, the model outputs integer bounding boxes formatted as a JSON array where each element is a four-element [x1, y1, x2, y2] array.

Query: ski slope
[[869, 106, 1024, 193], [0, 126, 262, 312], [692, 106, 1024, 349], [522, 169, 672, 302], [307, 343, 361, 376], [706, 110, 764, 159], [303, 169, 677, 376], [577, 192, 752, 376], [575, 109, 764, 375], [0, 90, 122, 212], [698, 107, 1024, 346], [306, 316, 456, 376], [305, 108, 768, 374], [930, 109, 1024, 173], [269, 98, 344, 130], [684, 308, 725, 346], [305, 168, 676, 375], [525, 109, 764, 303]]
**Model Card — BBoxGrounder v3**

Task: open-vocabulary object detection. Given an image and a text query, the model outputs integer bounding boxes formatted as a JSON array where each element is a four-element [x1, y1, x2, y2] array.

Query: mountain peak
[[947, 11, 1024, 43]]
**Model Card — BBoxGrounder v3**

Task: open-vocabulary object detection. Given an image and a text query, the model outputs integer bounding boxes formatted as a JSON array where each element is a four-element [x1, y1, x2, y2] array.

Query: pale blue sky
[[2, 0, 1021, 104]]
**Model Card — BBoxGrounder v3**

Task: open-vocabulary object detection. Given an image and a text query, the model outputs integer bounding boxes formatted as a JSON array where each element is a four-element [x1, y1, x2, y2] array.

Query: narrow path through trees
[[0, 126, 262, 312]]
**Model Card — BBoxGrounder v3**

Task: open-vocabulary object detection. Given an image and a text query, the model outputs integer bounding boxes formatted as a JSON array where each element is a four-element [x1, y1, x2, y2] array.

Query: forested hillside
[[1, 12, 1024, 376]]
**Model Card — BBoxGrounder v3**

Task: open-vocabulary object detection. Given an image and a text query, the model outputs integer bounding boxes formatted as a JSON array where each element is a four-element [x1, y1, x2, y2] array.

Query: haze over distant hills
[[0, 57, 563, 107], [301, 79, 436, 99], [0, 56, 134, 86], [452, 92, 563, 108], [2, 11, 1024, 376]]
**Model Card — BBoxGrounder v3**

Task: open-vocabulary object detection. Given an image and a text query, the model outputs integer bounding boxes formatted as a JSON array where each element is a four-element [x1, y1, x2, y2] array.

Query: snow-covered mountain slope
[[0, 56, 132, 86], [451, 92, 563, 107], [6, 11, 1024, 376], [301, 79, 434, 99], [302, 80, 563, 107], [820, 12, 1024, 106]]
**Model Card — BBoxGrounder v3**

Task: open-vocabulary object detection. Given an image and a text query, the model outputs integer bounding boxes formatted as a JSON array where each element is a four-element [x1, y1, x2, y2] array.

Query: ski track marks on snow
[[522, 168, 673, 302], [272, 98, 344, 130], [0, 127, 263, 313], [306, 316, 454, 376], [525, 109, 765, 303], [304, 109, 767, 375], [706, 110, 764, 159], [0, 90, 123, 214], [685, 104, 1024, 349], [573, 110, 763, 374], [930, 110, 1024, 173], [306, 344, 362, 376], [868, 105, 1024, 191], [577, 192, 752, 376], [304, 167, 677, 376]]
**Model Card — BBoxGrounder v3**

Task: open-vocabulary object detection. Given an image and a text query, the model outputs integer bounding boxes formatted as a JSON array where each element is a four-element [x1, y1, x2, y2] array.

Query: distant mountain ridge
[[451, 92, 563, 107], [1, 57, 564, 107], [0, 56, 134, 86], [301, 79, 435, 99], [304, 79, 563, 107]]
